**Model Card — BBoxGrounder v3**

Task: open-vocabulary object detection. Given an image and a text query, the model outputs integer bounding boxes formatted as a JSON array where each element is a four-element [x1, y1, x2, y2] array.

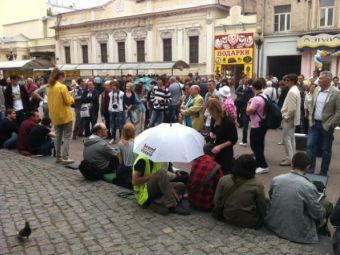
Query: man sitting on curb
[[132, 155, 190, 215], [187, 143, 223, 210], [265, 152, 333, 244], [17, 111, 40, 155], [0, 108, 18, 149], [26, 117, 55, 156], [82, 123, 119, 181]]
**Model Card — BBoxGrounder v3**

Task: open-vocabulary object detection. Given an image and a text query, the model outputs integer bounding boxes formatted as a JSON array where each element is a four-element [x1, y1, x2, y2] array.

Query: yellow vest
[[133, 155, 162, 205], [46, 81, 74, 125]]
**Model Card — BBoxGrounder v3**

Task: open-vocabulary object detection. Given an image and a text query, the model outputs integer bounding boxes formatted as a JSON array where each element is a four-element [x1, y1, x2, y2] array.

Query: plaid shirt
[[221, 98, 237, 123], [188, 155, 223, 210]]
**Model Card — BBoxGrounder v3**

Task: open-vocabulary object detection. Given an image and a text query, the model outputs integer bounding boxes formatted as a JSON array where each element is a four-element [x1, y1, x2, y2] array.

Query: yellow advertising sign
[[297, 34, 340, 49], [214, 33, 254, 79]]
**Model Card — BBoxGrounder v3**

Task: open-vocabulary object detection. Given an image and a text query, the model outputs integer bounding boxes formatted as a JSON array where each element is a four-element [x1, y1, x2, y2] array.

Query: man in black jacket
[[4, 74, 30, 125], [81, 80, 100, 137], [0, 108, 18, 149]]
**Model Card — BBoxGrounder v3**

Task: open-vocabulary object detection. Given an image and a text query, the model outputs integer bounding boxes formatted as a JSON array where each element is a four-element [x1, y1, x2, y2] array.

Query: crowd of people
[[0, 67, 340, 252]]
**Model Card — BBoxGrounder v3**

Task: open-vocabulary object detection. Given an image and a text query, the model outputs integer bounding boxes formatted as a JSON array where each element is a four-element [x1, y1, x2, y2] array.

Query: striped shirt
[[151, 86, 172, 110]]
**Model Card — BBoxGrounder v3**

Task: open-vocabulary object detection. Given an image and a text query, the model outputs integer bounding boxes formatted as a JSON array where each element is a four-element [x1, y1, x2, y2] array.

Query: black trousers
[[250, 127, 268, 168]]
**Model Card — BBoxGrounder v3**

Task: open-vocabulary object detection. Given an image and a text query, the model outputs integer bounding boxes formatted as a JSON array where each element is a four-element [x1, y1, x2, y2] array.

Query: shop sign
[[214, 33, 254, 78], [297, 34, 340, 49]]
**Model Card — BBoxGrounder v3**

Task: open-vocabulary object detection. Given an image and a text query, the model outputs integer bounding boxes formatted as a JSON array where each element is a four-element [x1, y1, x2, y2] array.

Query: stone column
[[91, 34, 97, 63], [146, 26, 153, 61], [126, 29, 133, 62], [177, 28, 183, 60], [72, 39, 79, 64], [108, 33, 114, 63], [206, 20, 214, 76]]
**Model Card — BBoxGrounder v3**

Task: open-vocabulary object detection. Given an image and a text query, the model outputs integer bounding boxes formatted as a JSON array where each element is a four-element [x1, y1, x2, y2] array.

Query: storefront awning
[[0, 59, 53, 70], [58, 61, 190, 71], [297, 34, 340, 50]]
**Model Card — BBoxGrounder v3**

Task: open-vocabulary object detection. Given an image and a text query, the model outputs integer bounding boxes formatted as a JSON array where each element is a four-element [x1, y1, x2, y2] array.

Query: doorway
[[267, 55, 301, 80]]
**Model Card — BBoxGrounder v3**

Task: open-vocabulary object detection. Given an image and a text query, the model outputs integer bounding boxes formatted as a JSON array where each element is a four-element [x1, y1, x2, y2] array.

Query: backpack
[[255, 94, 282, 129], [79, 160, 103, 181]]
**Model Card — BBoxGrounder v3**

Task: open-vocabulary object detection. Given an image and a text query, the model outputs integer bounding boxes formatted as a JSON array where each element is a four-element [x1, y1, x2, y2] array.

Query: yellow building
[[55, 0, 257, 76], [0, 0, 77, 63]]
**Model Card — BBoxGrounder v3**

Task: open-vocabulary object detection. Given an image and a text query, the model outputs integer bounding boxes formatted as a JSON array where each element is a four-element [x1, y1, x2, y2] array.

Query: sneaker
[[56, 157, 63, 164], [279, 159, 291, 166], [170, 204, 191, 215], [277, 141, 284, 145], [149, 203, 169, 215], [239, 142, 247, 147], [255, 167, 269, 174], [60, 158, 75, 165]]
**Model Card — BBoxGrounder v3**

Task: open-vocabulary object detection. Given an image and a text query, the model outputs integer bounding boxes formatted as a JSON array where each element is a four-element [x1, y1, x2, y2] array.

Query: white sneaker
[[335, 127, 340, 130], [277, 141, 284, 145], [61, 158, 75, 165], [256, 167, 269, 174], [239, 142, 247, 147]]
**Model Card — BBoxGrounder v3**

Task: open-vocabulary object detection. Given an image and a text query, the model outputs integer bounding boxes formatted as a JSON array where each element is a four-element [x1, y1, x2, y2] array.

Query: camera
[[112, 104, 118, 109]]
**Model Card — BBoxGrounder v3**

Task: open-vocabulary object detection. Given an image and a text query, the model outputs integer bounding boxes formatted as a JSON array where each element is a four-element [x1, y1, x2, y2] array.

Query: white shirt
[[314, 89, 329, 121], [12, 85, 23, 111], [263, 87, 278, 102], [108, 90, 124, 112]]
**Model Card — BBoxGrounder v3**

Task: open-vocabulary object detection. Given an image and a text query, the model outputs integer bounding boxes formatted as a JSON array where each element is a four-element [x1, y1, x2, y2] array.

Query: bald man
[[181, 85, 204, 131], [83, 123, 119, 174]]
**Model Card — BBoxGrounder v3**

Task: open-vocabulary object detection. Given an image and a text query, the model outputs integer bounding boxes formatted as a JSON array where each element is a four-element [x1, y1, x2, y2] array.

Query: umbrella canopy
[[133, 123, 205, 163], [133, 77, 155, 91]]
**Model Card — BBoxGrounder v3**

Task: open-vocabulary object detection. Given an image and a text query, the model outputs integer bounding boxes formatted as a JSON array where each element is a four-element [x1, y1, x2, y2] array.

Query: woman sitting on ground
[[115, 123, 137, 189], [212, 154, 266, 228]]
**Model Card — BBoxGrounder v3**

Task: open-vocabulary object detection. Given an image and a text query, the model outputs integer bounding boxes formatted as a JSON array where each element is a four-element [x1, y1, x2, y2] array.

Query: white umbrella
[[133, 123, 205, 163]]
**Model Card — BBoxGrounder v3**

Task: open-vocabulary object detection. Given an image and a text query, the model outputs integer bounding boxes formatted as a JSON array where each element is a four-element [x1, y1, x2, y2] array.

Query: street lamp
[[254, 27, 264, 77]]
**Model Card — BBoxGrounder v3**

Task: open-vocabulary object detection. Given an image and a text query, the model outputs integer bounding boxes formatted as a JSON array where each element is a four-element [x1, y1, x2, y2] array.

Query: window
[[274, 5, 291, 32], [64, 46, 71, 64], [136, 41, 145, 62], [189, 36, 199, 64], [163, 38, 172, 61], [118, 42, 126, 63], [320, 0, 334, 27], [100, 43, 108, 63], [81, 45, 88, 64]]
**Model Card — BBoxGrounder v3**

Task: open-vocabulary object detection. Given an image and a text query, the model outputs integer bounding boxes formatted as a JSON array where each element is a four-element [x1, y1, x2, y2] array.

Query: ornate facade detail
[[185, 28, 200, 37], [62, 40, 71, 47], [159, 29, 174, 39], [113, 30, 127, 42], [79, 38, 89, 45], [96, 32, 109, 43], [132, 28, 147, 40]]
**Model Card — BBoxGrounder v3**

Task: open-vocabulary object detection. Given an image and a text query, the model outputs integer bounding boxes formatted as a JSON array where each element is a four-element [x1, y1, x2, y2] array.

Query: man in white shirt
[[280, 73, 301, 166], [307, 71, 340, 176]]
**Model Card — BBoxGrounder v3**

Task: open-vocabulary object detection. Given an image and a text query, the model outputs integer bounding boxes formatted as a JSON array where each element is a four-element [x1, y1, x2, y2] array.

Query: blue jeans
[[2, 132, 17, 149], [307, 121, 334, 175], [149, 110, 164, 127], [28, 138, 54, 155], [168, 105, 178, 123], [110, 112, 125, 139], [0, 111, 4, 121]]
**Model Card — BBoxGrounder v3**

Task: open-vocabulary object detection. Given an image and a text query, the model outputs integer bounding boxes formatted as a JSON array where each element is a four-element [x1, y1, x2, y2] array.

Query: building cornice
[[54, 4, 229, 31]]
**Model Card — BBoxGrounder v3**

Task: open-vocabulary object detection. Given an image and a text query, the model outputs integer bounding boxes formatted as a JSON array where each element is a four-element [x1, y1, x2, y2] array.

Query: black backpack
[[255, 94, 282, 130], [79, 160, 103, 181]]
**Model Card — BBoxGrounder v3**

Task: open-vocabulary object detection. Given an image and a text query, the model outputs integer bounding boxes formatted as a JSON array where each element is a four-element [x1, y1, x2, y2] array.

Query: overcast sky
[[53, 0, 109, 9]]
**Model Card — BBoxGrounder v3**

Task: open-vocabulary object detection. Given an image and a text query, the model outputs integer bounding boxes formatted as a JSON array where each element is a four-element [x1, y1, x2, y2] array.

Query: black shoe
[[170, 204, 191, 215], [149, 203, 169, 215]]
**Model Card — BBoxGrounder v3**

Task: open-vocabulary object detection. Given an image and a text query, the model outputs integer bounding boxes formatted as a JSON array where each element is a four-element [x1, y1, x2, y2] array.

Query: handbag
[[80, 103, 91, 118]]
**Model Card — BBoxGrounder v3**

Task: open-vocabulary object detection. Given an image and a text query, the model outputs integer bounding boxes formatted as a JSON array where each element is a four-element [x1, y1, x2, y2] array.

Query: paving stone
[[0, 150, 332, 255]]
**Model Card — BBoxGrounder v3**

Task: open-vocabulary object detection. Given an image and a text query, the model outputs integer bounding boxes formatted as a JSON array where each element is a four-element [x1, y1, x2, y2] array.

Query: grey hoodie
[[83, 135, 119, 170]]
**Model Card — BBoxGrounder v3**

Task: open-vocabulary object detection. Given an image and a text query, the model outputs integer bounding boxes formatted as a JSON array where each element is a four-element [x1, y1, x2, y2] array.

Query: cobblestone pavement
[[0, 150, 333, 255]]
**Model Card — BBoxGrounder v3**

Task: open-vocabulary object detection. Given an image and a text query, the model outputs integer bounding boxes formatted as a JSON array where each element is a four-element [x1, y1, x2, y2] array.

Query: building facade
[[54, 0, 256, 76], [257, 0, 340, 79]]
